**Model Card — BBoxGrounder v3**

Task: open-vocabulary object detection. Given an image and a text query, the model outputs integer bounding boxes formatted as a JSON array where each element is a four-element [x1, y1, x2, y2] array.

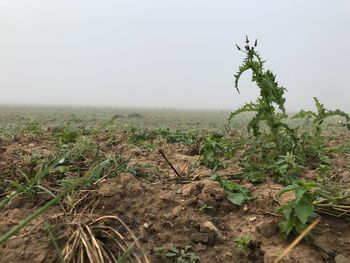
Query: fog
[[0, 0, 349, 111]]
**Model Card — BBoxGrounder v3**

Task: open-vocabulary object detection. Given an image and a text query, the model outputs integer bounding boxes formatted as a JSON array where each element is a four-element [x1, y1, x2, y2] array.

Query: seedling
[[197, 200, 213, 213], [155, 246, 199, 263], [234, 234, 252, 255]]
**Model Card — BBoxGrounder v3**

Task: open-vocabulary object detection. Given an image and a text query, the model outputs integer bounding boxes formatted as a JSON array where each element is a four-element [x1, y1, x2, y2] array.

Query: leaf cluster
[[199, 133, 235, 170], [293, 97, 350, 137], [154, 246, 199, 263], [277, 181, 324, 238], [211, 174, 253, 206], [234, 234, 252, 255]]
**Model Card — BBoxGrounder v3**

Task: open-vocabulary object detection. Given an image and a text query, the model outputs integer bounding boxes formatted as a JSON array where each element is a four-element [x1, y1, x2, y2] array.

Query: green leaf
[[294, 200, 314, 224], [211, 175, 253, 206], [295, 220, 307, 234], [165, 252, 178, 258], [295, 188, 307, 203], [278, 184, 296, 196], [280, 205, 293, 220], [279, 220, 294, 238], [225, 190, 245, 206]]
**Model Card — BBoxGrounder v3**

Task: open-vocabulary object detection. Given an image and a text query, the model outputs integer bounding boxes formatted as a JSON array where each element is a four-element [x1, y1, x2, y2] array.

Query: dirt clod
[[335, 254, 349, 263], [200, 221, 225, 241], [258, 220, 279, 238]]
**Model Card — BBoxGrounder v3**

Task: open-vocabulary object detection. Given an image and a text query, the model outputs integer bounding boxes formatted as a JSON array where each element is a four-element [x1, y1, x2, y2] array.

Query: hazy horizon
[[1, 1, 349, 111]]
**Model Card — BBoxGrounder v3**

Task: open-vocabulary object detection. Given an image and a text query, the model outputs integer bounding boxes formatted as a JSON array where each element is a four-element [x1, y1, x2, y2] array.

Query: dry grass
[[63, 215, 149, 263]]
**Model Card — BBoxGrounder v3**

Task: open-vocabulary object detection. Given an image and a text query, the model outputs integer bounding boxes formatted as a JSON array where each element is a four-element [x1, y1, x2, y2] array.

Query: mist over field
[[0, 0, 349, 111]]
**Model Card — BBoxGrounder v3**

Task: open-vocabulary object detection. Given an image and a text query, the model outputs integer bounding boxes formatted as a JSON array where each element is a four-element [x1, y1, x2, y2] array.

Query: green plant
[[126, 163, 161, 182], [125, 126, 158, 149], [23, 118, 42, 136], [211, 174, 253, 206], [197, 200, 213, 213], [157, 128, 200, 145], [7, 168, 56, 199], [155, 246, 199, 263], [199, 133, 234, 170], [44, 222, 65, 263], [293, 97, 350, 168], [277, 181, 320, 238], [234, 234, 252, 255], [55, 126, 80, 144], [229, 37, 302, 184], [270, 152, 304, 184], [293, 97, 350, 138], [0, 155, 66, 210], [230, 37, 297, 155]]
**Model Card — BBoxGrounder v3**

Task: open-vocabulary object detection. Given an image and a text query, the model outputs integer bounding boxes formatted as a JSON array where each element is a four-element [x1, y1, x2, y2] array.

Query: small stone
[[335, 254, 348, 263], [200, 221, 225, 241], [29, 143, 35, 147], [258, 220, 278, 238], [141, 228, 149, 242], [6, 238, 24, 249], [171, 206, 183, 217], [223, 252, 233, 258], [5, 197, 22, 210], [162, 220, 174, 228], [176, 189, 182, 194], [36, 253, 46, 263], [193, 243, 207, 251], [191, 232, 215, 245], [143, 223, 149, 229]]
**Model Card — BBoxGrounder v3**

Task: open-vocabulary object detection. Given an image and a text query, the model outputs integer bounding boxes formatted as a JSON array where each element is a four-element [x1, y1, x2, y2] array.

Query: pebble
[[200, 221, 225, 241], [191, 232, 215, 245], [193, 243, 207, 251], [335, 254, 348, 263], [258, 220, 278, 238]]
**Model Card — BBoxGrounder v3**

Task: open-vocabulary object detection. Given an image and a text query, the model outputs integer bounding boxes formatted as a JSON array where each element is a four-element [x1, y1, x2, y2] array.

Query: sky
[[0, 0, 349, 111]]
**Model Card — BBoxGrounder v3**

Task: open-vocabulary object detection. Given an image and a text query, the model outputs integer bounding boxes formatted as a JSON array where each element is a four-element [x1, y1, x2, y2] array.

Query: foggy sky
[[0, 0, 349, 111]]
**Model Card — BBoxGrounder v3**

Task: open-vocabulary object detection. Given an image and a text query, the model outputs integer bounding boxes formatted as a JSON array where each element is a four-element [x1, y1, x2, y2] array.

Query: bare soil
[[0, 134, 350, 263]]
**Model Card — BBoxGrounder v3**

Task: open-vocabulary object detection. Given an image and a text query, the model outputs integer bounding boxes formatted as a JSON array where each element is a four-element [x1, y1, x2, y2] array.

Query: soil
[[0, 133, 350, 263]]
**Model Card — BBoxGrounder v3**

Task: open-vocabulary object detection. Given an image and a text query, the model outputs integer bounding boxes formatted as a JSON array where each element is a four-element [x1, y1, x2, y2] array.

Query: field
[[0, 104, 350, 263]]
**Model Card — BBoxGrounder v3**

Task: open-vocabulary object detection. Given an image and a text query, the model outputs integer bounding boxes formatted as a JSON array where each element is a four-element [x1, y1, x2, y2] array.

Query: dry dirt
[[0, 134, 350, 263]]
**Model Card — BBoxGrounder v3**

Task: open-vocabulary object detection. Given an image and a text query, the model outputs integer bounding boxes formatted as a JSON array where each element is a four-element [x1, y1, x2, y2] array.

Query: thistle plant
[[229, 37, 300, 184], [230, 36, 297, 155], [293, 97, 350, 139], [294, 97, 350, 167]]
